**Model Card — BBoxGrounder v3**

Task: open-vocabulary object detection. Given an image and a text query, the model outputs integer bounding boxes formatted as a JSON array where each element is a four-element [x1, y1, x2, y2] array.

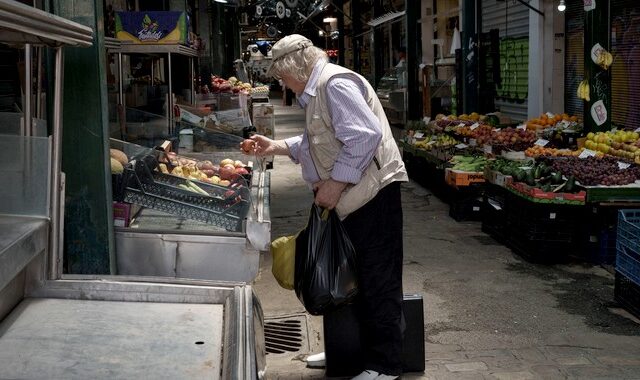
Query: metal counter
[[114, 169, 271, 283]]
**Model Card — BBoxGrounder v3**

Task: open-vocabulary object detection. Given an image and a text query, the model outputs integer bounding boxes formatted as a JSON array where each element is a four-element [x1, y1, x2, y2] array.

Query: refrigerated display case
[[110, 138, 271, 283], [0, 2, 265, 378]]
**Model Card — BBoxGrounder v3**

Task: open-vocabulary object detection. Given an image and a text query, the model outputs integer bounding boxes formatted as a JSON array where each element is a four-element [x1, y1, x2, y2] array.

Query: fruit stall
[[0, 3, 264, 378], [110, 137, 271, 283], [399, 112, 640, 269]]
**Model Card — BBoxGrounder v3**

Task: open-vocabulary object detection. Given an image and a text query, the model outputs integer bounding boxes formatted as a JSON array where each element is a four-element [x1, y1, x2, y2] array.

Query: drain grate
[[264, 314, 309, 355]]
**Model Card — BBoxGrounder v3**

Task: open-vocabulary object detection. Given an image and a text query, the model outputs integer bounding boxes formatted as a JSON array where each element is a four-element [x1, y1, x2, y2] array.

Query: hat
[[267, 34, 313, 76]]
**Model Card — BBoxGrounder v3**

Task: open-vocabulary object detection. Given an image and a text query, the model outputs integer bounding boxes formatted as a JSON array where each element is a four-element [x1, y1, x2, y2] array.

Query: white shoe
[[352, 369, 399, 380], [305, 352, 325, 368], [352, 370, 380, 380]]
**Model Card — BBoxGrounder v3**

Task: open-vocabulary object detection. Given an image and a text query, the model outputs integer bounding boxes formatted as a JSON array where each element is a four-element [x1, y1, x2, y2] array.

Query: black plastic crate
[[504, 192, 581, 264], [449, 195, 483, 222], [505, 192, 581, 244], [448, 184, 485, 222], [481, 184, 508, 243], [614, 271, 640, 320], [575, 229, 617, 265], [508, 233, 573, 264]]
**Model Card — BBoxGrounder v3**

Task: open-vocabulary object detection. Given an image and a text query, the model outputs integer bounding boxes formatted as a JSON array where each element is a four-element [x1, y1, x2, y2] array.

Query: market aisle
[[255, 104, 640, 380]]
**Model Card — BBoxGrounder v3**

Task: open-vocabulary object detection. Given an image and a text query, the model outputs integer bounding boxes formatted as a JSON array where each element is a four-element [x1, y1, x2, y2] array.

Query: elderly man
[[244, 34, 407, 380]]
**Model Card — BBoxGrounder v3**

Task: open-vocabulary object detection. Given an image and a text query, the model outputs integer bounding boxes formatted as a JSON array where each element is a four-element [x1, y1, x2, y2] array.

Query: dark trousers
[[341, 181, 404, 375]]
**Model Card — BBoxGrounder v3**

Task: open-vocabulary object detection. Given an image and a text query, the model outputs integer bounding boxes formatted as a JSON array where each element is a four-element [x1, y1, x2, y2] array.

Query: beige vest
[[305, 63, 408, 219]]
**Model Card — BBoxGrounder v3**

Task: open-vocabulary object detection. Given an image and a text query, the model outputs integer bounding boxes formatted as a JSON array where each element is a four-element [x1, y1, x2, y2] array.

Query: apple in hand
[[240, 139, 256, 153]]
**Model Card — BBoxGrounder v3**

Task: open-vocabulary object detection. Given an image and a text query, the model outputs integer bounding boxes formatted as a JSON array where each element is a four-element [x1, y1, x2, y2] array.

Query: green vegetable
[[564, 176, 576, 193]]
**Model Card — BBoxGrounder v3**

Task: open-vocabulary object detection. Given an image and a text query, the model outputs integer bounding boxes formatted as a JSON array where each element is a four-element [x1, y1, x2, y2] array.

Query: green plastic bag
[[270, 233, 298, 290]]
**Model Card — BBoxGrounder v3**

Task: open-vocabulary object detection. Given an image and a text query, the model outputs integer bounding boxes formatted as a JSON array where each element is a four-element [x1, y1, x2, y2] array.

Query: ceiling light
[[214, 0, 228, 3], [318, 30, 324, 36], [323, 16, 337, 23], [557, 0, 566, 12]]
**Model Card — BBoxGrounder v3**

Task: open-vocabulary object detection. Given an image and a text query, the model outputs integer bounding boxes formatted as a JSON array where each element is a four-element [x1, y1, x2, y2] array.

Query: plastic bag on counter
[[270, 233, 298, 290], [294, 205, 358, 316]]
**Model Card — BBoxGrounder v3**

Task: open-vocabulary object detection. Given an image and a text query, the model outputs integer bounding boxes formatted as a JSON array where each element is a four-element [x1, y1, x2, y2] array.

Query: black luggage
[[323, 294, 425, 377]]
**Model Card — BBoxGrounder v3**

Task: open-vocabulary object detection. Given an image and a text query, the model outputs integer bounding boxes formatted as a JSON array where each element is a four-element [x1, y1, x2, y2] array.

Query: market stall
[[0, 2, 264, 377], [107, 38, 198, 145], [400, 111, 640, 269]]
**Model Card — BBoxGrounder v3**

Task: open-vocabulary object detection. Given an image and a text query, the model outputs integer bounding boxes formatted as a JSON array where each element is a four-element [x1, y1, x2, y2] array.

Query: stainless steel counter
[[0, 216, 48, 291], [0, 298, 224, 379]]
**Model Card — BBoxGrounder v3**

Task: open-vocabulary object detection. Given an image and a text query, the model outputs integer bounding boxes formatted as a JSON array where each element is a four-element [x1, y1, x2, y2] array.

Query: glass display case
[[376, 67, 407, 125]]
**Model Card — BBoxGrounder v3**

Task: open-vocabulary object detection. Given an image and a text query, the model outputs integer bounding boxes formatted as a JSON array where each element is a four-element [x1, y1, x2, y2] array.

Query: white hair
[[269, 46, 328, 82]]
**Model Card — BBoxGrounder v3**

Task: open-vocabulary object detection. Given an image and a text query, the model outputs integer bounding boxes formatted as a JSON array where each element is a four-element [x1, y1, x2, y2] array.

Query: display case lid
[[0, 0, 93, 47]]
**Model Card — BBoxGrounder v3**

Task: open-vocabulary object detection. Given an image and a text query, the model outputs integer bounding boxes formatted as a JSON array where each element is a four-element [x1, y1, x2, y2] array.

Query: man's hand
[[313, 178, 348, 210], [240, 135, 290, 157]]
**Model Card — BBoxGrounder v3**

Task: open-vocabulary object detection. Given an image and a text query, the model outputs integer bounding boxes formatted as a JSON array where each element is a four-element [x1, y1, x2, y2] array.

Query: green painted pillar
[[583, 0, 611, 132], [52, 0, 114, 274]]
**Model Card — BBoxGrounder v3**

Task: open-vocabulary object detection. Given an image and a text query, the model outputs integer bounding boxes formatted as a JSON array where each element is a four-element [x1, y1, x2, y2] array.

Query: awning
[[0, 0, 93, 47]]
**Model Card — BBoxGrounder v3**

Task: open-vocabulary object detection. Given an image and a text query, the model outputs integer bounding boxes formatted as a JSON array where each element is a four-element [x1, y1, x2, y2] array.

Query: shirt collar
[[298, 60, 326, 108]]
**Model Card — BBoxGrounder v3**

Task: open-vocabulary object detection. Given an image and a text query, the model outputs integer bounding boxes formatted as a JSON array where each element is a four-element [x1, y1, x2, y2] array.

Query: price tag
[[618, 161, 631, 170], [414, 132, 424, 139], [635, 127, 640, 133], [559, 120, 571, 129], [483, 144, 493, 154], [516, 124, 527, 130], [546, 112, 555, 118], [455, 143, 468, 149], [535, 139, 549, 147], [423, 116, 431, 123], [549, 212, 557, 220], [470, 123, 480, 130], [457, 123, 466, 128], [579, 149, 597, 158], [469, 139, 477, 146]]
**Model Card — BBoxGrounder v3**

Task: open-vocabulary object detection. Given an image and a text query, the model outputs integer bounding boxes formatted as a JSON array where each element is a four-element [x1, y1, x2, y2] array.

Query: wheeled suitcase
[[323, 293, 425, 377]]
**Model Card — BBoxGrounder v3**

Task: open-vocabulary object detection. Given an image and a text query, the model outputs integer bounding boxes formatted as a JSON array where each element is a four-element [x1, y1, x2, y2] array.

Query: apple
[[219, 179, 231, 187], [234, 160, 245, 168], [240, 139, 255, 153], [220, 158, 234, 167], [235, 167, 249, 175], [219, 164, 237, 180]]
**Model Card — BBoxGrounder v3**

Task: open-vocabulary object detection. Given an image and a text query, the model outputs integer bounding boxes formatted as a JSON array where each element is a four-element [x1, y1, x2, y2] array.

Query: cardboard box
[[445, 168, 485, 188], [113, 202, 137, 227]]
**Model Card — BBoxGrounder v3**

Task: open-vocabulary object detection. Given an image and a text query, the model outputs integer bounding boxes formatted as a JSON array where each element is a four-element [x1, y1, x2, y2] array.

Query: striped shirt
[[284, 61, 382, 185]]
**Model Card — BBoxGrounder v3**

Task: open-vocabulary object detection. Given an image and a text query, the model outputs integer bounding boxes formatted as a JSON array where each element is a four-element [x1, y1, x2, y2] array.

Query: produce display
[[402, 109, 640, 203], [525, 113, 578, 131], [584, 131, 640, 163], [201, 75, 269, 96], [159, 152, 250, 187], [449, 155, 487, 172], [548, 156, 640, 186]]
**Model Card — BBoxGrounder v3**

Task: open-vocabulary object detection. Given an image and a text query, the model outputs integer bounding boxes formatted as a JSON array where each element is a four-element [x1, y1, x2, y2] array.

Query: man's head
[[267, 34, 328, 93]]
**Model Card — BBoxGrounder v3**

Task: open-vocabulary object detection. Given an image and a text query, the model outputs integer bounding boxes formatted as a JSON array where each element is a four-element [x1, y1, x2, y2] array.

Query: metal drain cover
[[264, 314, 310, 355]]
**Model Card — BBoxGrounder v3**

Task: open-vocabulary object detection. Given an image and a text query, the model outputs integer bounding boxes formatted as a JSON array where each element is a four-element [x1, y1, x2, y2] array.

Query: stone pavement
[[253, 104, 640, 380]]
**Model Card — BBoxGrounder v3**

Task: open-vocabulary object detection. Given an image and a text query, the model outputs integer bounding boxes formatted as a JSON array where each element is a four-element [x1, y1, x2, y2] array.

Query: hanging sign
[[590, 43, 606, 65], [590, 100, 608, 127], [583, 0, 596, 11], [116, 11, 189, 44]]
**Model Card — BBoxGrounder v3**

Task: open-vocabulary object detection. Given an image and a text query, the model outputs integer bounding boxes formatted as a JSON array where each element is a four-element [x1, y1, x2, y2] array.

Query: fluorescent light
[[557, 0, 566, 12], [323, 16, 337, 23], [214, 0, 228, 3]]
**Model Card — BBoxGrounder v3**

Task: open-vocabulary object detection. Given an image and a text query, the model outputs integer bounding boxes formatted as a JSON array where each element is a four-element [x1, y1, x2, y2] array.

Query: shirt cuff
[[284, 135, 302, 164], [331, 161, 364, 184]]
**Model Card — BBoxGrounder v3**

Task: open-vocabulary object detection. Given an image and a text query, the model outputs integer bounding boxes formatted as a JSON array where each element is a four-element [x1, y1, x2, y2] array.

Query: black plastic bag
[[294, 204, 358, 315]]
